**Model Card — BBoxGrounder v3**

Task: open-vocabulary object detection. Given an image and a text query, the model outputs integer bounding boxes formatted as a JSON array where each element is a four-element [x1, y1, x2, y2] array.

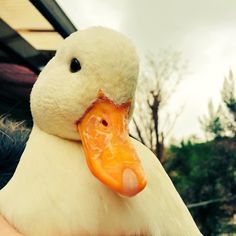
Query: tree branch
[[132, 118, 146, 146]]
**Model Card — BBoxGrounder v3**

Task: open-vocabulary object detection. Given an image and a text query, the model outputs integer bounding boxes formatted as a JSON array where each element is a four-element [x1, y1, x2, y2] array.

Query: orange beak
[[77, 92, 147, 197]]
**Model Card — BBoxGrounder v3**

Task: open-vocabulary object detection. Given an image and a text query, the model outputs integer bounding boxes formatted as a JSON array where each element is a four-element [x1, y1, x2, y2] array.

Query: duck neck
[[23, 125, 82, 158], [6, 125, 84, 186]]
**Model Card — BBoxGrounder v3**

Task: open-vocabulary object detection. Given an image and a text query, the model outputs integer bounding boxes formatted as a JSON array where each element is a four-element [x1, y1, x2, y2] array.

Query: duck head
[[30, 27, 146, 197]]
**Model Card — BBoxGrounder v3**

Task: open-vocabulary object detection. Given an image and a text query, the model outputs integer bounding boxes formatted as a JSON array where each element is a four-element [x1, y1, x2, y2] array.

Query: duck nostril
[[101, 119, 108, 127]]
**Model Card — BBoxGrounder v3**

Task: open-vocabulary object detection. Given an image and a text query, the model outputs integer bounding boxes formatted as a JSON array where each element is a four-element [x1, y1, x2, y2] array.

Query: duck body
[[0, 27, 202, 235], [0, 125, 200, 235]]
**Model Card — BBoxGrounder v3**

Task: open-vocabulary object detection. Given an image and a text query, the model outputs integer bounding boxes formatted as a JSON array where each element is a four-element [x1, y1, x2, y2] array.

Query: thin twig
[[187, 195, 236, 209]]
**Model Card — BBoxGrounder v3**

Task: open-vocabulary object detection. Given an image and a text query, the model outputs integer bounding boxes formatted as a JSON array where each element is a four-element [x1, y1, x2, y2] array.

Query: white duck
[[0, 27, 202, 236]]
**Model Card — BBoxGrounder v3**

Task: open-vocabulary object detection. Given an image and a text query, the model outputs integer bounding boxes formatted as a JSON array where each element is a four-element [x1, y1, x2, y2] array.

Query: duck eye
[[70, 58, 81, 73]]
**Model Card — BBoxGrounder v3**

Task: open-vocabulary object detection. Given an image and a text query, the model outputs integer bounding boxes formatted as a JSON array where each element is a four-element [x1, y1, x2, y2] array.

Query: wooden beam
[[30, 0, 77, 38], [0, 19, 49, 74]]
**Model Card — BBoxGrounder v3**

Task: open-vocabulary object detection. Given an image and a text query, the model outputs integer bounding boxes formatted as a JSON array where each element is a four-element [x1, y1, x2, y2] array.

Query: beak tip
[[121, 168, 146, 197]]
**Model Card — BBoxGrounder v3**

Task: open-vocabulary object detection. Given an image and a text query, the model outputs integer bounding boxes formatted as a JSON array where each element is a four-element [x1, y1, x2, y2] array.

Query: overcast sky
[[57, 0, 236, 142]]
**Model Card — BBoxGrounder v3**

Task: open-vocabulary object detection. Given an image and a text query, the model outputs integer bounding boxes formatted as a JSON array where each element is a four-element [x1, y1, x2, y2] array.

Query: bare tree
[[200, 69, 236, 139], [131, 49, 186, 163], [221, 69, 236, 135], [199, 100, 224, 140]]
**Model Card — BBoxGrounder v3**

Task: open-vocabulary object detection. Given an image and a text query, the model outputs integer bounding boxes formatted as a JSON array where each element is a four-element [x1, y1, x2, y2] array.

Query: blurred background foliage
[[166, 138, 236, 235]]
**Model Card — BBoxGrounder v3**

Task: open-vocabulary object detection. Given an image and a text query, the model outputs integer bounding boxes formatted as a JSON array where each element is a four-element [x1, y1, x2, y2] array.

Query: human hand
[[0, 214, 22, 235]]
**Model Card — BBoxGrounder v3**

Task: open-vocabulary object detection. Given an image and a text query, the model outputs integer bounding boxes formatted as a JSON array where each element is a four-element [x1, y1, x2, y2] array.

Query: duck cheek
[[77, 94, 147, 197]]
